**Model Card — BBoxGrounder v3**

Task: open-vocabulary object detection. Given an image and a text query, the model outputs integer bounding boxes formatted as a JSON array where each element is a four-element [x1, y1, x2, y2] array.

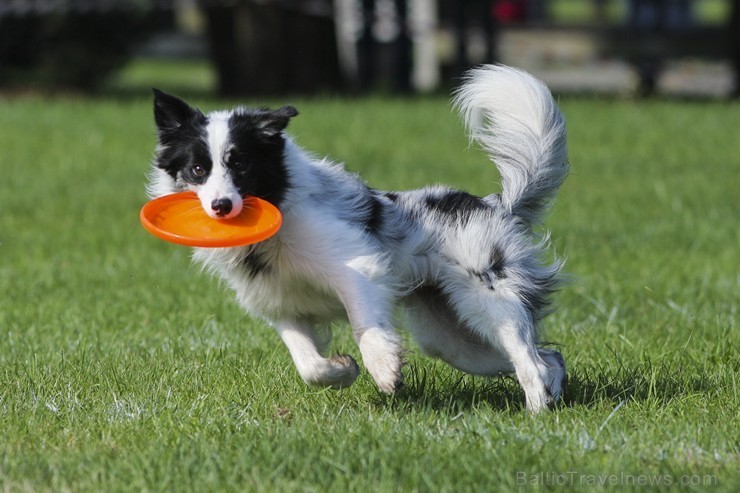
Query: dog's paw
[[522, 349, 566, 412], [301, 354, 360, 390], [540, 349, 566, 406], [326, 354, 361, 390], [371, 364, 404, 394], [370, 358, 404, 394], [358, 329, 404, 394], [525, 388, 552, 413], [546, 371, 566, 408]]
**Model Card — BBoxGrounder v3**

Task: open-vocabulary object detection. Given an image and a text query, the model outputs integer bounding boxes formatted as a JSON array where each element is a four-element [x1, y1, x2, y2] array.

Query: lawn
[[0, 86, 737, 492]]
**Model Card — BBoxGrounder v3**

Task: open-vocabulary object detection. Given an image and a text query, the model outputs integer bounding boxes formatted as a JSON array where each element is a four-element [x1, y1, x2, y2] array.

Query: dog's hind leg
[[444, 285, 565, 412], [483, 320, 564, 412], [406, 287, 565, 409], [274, 320, 360, 389], [494, 328, 566, 412], [404, 288, 514, 376], [479, 318, 557, 412]]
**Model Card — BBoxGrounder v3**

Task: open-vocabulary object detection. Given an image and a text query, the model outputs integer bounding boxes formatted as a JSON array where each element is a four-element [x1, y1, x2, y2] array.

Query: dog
[[147, 65, 568, 412]]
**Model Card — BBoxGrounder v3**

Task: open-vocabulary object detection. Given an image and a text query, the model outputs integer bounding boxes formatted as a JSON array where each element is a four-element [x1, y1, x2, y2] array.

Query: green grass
[[102, 58, 217, 98], [0, 90, 737, 492], [549, 0, 729, 24]]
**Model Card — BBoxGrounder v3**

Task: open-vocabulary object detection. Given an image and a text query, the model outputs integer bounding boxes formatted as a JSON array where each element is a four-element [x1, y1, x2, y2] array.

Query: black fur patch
[[156, 137, 212, 182], [489, 247, 507, 279], [465, 247, 508, 291], [152, 90, 211, 181], [424, 190, 489, 224], [383, 191, 399, 202], [519, 271, 560, 322], [364, 192, 385, 234], [227, 110, 293, 207], [241, 250, 271, 278]]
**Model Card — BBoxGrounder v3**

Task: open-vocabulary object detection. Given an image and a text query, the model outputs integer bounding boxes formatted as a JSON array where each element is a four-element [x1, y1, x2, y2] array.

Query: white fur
[[196, 113, 243, 218], [149, 65, 570, 411], [453, 65, 568, 226]]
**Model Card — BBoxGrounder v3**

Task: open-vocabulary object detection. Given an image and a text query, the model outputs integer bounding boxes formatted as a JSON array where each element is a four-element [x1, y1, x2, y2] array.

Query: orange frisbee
[[140, 191, 282, 248]]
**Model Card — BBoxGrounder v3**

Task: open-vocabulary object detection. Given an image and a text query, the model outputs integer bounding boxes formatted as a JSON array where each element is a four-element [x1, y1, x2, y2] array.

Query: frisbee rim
[[140, 191, 282, 248]]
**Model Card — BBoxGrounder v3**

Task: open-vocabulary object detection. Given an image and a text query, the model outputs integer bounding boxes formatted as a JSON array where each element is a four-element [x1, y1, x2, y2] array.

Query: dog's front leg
[[274, 320, 360, 389], [335, 274, 404, 394]]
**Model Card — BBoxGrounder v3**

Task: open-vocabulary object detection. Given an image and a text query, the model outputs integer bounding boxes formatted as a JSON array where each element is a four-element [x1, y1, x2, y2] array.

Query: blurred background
[[0, 0, 737, 98]]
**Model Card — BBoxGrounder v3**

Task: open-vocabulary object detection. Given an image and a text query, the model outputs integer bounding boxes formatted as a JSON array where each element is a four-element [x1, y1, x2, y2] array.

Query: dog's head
[[152, 89, 297, 219]]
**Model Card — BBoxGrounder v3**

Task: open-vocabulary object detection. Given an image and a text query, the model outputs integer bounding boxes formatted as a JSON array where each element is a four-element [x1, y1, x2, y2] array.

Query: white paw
[[525, 388, 552, 413], [301, 354, 360, 390], [358, 329, 404, 394], [524, 350, 566, 412], [326, 354, 361, 389]]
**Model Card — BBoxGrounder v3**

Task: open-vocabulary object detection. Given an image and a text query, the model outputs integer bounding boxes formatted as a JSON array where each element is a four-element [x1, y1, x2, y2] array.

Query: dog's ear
[[257, 105, 299, 137], [152, 88, 202, 138]]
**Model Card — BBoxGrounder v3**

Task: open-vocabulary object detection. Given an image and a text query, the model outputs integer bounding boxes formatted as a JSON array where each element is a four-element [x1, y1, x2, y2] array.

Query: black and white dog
[[148, 65, 568, 412]]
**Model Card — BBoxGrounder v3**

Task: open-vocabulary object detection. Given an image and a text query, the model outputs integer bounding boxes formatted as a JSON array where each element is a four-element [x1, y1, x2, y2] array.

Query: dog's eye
[[192, 164, 206, 177], [232, 160, 245, 170]]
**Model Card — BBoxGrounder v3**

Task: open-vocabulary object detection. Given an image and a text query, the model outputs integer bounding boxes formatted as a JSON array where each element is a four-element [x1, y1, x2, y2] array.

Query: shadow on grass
[[374, 349, 717, 414], [561, 354, 718, 409], [374, 364, 528, 414]]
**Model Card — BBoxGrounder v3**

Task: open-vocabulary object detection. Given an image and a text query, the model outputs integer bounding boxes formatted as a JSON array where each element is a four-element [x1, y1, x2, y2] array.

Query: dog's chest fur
[[191, 212, 388, 322]]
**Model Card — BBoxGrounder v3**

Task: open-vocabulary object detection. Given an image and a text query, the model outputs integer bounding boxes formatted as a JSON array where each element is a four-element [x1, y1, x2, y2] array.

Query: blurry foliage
[[0, 10, 163, 92]]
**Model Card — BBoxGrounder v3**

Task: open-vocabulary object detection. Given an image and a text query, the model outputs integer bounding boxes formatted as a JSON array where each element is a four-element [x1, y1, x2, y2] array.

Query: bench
[[454, 0, 739, 97]]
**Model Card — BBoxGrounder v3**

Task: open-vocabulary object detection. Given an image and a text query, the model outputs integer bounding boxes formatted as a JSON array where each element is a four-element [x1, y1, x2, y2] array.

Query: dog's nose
[[211, 198, 233, 217]]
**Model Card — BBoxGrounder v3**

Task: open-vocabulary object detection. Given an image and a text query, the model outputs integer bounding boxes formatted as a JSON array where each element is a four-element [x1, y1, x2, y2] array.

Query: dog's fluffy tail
[[453, 65, 568, 227]]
